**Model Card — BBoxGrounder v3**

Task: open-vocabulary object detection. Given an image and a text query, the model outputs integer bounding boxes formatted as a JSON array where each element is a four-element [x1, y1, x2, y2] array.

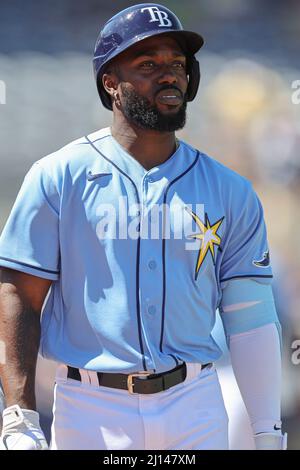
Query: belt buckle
[[127, 371, 151, 394]]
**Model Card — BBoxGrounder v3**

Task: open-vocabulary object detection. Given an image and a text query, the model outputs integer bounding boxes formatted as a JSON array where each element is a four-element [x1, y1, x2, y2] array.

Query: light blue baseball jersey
[[0, 127, 275, 373]]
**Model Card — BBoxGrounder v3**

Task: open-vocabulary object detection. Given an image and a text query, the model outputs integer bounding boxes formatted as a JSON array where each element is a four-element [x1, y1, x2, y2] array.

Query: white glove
[[254, 432, 287, 450], [0, 405, 48, 450]]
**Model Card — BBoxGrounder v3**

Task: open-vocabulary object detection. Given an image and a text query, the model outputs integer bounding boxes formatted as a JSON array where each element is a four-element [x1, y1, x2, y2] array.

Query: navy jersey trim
[[85, 136, 148, 371], [0, 256, 59, 274], [220, 274, 273, 282], [78, 134, 110, 145], [160, 150, 201, 366]]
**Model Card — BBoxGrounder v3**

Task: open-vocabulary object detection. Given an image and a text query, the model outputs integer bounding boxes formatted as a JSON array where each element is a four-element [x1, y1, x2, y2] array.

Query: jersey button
[[148, 177, 154, 183], [148, 305, 156, 315], [148, 260, 157, 270]]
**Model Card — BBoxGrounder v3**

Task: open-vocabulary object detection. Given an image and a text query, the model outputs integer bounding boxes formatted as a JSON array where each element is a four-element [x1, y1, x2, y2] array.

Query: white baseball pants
[[50, 363, 228, 450]]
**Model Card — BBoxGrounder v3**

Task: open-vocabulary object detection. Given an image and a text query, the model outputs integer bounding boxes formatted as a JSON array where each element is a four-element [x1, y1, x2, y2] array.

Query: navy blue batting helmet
[[93, 3, 204, 110]]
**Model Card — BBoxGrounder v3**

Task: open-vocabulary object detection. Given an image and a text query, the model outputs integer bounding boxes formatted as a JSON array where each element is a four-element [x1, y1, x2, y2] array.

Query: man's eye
[[173, 62, 185, 68], [140, 62, 155, 68], [138, 61, 185, 70]]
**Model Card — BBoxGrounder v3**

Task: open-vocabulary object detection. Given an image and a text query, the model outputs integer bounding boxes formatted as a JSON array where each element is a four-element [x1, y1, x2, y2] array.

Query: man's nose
[[157, 66, 177, 85]]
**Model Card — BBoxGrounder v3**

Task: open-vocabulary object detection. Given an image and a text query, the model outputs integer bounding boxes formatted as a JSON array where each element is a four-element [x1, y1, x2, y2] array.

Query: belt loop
[[56, 364, 69, 381], [185, 363, 205, 381], [88, 370, 100, 387], [79, 369, 91, 385]]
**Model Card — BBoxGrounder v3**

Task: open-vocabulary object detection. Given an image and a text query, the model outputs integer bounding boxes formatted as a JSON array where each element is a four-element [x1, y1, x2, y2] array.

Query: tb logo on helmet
[[141, 6, 173, 27]]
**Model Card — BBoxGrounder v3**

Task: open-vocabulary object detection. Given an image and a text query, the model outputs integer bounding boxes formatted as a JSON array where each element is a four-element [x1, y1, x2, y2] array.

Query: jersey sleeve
[[0, 161, 60, 280], [219, 182, 273, 286]]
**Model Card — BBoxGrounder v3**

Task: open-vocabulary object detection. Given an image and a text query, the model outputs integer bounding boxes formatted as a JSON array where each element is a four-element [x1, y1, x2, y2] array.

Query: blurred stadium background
[[0, 0, 299, 449]]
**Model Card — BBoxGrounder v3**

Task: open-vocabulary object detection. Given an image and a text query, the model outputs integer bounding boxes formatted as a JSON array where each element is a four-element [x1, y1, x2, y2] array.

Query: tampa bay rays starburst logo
[[186, 208, 224, 280]]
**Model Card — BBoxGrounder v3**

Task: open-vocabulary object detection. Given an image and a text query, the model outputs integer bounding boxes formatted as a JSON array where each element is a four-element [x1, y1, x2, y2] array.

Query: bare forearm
[[0, 284, 40, 410]]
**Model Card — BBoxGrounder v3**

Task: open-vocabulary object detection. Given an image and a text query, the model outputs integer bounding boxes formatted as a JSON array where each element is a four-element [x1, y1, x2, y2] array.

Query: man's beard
[[120, 84, 187, 132]]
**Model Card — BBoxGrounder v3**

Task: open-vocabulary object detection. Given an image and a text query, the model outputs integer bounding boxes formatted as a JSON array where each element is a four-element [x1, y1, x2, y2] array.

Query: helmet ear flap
[[186, 57, 200, 102]]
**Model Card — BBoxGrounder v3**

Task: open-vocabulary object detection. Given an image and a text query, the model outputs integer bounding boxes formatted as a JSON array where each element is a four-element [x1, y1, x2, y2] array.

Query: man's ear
[[102, 71, 118, 99]]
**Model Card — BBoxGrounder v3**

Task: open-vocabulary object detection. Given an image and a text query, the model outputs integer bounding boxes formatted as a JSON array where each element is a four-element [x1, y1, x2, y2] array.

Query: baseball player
[[0, 4, 287, 450]]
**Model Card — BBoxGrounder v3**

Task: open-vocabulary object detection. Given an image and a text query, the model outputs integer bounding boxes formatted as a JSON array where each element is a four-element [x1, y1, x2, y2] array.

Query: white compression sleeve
[[229, 323, 282, 434]]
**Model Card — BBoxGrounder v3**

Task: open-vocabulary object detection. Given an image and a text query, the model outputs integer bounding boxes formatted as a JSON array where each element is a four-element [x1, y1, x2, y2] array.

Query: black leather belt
[[67, 362, 212, 394]]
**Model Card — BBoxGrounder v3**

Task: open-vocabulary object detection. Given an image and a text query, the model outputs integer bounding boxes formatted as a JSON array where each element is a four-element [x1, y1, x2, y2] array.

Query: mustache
[[155, 85, 184, 99]]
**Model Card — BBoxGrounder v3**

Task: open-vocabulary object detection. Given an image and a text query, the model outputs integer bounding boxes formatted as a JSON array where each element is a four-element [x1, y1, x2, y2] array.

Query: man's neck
[[111, 120, 177, 171]]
